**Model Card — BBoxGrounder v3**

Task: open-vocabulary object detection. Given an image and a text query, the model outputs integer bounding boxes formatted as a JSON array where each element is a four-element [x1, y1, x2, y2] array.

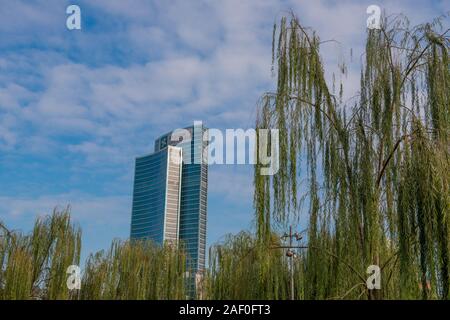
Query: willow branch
[[376, 131, 418, 187], [308, 246, 367, 284]]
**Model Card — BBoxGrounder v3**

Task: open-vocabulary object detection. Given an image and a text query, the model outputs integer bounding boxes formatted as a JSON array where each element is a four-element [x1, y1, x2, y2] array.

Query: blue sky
[[0, 0, 447, 263]]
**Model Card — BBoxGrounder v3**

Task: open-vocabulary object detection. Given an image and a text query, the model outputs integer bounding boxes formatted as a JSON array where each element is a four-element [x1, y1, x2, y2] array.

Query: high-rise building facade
[[130, 146, 183, 244], [130, 123, 208, 274]]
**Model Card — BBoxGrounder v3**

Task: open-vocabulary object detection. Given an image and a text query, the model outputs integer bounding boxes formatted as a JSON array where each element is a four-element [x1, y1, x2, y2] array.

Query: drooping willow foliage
[[205, 231, 304, 299], [251, 13, 450, 299], [0, 208, 81, 300], [0, 210, 187, 300], [80, 239, 187, 300]]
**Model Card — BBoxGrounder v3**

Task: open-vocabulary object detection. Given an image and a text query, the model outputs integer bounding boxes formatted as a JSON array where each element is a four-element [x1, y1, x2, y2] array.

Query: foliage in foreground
[[0, 12, 448, 301], [205, 231, 303, 300], [0, 209, 81, 300], [253, 13, 449, 299], [81, 239, 187, 300], [0, 209, 187, 300]]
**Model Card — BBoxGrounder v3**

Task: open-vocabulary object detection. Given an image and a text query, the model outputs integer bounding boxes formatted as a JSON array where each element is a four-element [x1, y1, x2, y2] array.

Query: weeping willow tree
[[252, 12, 449, 299], [0, 208, 81, 300], [205, 231, 304, 299], [0, 210, 188, 300], [80, 239, 187, 300]]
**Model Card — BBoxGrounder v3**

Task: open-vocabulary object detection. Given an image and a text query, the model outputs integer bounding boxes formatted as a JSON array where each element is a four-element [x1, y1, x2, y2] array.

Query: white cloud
[[1, 0, 445, 182], [0, 0, 63, 33], [0, 193, 130, 226], [209, 167, 253, 203]]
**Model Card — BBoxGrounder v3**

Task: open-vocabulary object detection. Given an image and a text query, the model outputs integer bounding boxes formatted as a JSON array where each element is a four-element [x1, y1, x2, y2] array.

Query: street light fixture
[[271, 226, 305, 300]]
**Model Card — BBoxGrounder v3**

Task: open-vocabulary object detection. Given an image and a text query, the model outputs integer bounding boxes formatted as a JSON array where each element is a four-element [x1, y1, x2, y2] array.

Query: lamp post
[[272, 226, 304, 300]]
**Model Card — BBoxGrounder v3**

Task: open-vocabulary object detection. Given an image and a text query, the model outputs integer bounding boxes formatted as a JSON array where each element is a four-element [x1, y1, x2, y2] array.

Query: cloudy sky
[[0, 0, 447, 263]]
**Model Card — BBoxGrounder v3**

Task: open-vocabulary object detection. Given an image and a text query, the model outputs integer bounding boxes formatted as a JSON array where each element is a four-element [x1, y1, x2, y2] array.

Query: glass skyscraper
[[130, 146, 183, 244], [131, 123, 208, 276]]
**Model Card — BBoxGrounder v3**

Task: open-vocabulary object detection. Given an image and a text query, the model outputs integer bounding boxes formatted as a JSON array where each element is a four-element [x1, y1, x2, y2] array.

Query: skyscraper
[[130, 123, 208, 276], [130, 146, 183, 244]]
